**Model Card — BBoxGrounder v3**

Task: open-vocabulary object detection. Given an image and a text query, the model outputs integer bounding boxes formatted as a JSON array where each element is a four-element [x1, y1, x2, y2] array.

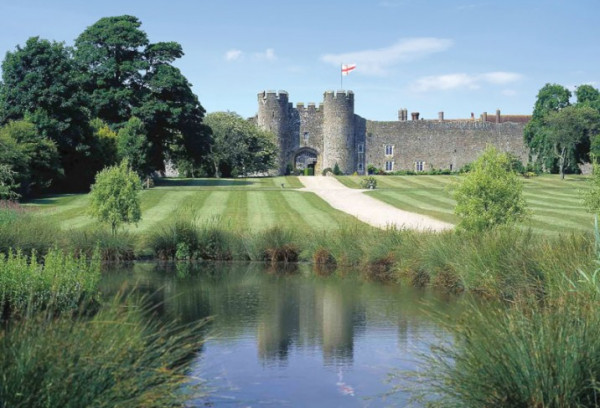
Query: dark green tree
[[0, 120, 62, 196], [545, 105, 599, 179], [117, 117, 151, 176], [575, 84, 600, 109], [203, 112, 277, 178], [75, 16, 210, 173], [0, 37, 99, 191], [524, 83, 572, 172]]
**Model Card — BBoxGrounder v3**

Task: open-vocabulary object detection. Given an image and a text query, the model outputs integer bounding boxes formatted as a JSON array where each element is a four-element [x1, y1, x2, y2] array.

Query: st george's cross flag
[[341, 64, 356, 76]]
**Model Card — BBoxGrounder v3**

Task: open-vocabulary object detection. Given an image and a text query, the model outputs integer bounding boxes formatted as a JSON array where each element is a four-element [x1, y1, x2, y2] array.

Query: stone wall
[[365, 120, 528, 172], [255, 90, 530, 175]]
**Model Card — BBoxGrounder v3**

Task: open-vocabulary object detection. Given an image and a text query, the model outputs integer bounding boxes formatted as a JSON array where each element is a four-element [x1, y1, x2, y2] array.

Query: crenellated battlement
[[296, 102, 322, 113]]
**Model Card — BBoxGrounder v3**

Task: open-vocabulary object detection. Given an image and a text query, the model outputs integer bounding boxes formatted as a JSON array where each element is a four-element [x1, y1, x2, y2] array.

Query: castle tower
[[322, 90, 355, 173], [257, 90, 292, 174]]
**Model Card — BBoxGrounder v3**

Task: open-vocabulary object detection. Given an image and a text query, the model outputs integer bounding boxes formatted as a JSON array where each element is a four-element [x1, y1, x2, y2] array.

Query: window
[[358, 163, 364, 171], [385, 161, 394, 172], [303, 132, 309, 143], [415, 161, 425, 172], [358, 143, 364, 153], [449, 163, 453, 171], [385, 145, 393, 156]]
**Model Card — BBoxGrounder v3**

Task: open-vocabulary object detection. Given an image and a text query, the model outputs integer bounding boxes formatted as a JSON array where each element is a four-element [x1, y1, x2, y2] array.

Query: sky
[[0, 0, 598, 121]]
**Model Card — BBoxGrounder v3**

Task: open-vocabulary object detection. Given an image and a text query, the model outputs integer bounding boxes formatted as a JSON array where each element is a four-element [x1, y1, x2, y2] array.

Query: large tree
[[74, 15, 210, 173], [0, 37, 98, 190], [524, 83, 572, 173], [545, 105, 600, 179], [204, 112, 278, 178]]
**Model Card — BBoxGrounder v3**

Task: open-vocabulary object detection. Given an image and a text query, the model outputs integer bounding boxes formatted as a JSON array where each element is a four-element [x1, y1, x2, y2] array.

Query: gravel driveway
[[298, 176, 453, 232]]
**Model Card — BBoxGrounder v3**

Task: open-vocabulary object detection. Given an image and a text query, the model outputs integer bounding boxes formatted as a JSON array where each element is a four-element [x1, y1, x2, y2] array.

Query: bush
[[453, 146, 529, 232], [322, 167, 333, 176], [360, 176, 377, 189], [333, 162, 342, 175], [145, 218, 199, 260]]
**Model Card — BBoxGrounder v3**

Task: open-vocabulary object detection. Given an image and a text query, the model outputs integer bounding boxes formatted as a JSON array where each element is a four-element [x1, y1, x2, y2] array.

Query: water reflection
[[101, 262, 461, 406]]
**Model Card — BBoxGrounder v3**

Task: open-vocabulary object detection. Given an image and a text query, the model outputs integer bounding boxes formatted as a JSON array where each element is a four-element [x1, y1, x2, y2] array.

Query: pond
[[101, 262, 461, 407]]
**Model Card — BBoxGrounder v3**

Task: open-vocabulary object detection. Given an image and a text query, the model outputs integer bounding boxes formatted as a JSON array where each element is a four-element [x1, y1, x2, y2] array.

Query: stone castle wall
[[365, 120, 528, 172], [255, 90, 530, 175]]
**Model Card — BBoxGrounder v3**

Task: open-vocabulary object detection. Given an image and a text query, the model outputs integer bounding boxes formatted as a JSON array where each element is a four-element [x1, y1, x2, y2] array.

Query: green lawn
[[337, 174, 594, 234], [26, 176, 364, 233]]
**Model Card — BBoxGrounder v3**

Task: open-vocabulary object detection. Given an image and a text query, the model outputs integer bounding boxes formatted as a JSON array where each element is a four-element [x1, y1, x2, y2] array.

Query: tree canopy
[[0, 15, 210, 196], [74, 15, 210, 173], [203, 112, 278, 178], [525, 83, 600, 175]]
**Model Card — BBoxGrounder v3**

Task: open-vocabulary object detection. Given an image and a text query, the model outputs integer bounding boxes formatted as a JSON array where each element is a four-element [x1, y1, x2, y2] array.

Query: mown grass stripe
[[281, 191, 341, 231], [367, 191, 459, 224], [130, 190, 196, 232], [246, 191, 276, 231]]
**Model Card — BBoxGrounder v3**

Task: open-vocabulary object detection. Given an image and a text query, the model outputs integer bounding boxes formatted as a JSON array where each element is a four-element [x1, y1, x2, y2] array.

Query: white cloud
[[255, 48, 277, 61], [225, 49, 243, 61], [321, 38, 453, 76], [411, 71, 523, 92]]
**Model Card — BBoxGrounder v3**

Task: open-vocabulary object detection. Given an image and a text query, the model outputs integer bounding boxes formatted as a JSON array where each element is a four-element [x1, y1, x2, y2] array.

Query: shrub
[[322, 167, 333, 176], [453, 146, 529, 232], [333, 162, 342, 175], [360, 176, 377, 189]]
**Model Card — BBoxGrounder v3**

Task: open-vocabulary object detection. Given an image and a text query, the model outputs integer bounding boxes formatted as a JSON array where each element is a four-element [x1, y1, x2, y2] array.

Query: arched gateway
[[294, 147, 319, 175]]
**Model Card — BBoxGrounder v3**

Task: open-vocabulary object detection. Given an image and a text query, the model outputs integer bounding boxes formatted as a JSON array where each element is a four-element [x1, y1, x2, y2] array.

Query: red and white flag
[[341, 64, 356, 76]]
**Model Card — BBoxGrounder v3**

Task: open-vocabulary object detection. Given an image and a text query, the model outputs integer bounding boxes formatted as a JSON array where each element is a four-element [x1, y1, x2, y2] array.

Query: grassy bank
[[337, 174, 593, 234], [0, 248, 208, 407]]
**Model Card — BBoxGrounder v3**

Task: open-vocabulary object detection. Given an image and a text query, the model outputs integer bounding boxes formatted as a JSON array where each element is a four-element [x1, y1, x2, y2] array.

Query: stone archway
[[294, 147, 319, 175]]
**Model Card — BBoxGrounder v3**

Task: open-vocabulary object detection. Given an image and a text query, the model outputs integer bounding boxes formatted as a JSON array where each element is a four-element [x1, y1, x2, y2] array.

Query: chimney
[[482, 111, 488, 122], [496, 109, 501, 123], [471, 112, 475, 120], [411, 112, 420, 121], [438, 111, 444, 122]]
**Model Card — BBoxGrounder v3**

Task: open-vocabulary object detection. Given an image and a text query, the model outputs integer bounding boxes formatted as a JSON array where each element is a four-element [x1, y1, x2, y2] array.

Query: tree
[[75, 16, 210, 173], [576, 84, 600, 110], [203, 112, 277, 178], [89, 160, 142, 235], [453, 145, 528, 232], [117, 117, 151, 176], [524, 83, 572, 172], [0, 120, 62, 196], [0, 164, 21, 200], [90, 118, 118, 169], [0, 37, 98, 191], [545, 105, 600, 179]]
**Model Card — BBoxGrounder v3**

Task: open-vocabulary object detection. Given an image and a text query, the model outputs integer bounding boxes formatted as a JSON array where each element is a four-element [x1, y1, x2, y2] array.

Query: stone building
[[255, 90, 531, 175]]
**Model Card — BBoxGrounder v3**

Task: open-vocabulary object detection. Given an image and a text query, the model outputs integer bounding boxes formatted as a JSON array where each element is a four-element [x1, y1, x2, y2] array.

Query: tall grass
[[0, 201, 62, 256], [0, 248, 101, 322], [404, 276, 600, 407], [0, 295, 207, 408]]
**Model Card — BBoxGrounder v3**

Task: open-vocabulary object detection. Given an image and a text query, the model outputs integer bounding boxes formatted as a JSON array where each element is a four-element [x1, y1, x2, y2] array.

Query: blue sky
[[0, 0, 598, 121]]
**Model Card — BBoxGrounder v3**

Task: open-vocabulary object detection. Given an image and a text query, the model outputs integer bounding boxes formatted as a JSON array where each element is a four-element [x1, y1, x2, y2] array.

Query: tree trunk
[[559, 146, 566, 180]]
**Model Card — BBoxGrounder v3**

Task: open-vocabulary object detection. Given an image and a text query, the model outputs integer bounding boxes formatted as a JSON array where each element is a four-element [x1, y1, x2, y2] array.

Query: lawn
[[337, 174, 594, 234], [26, 176, 365, 233]]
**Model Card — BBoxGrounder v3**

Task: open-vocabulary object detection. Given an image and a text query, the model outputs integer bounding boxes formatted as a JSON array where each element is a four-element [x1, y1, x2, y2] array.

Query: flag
[[341, 64, 356, 76]]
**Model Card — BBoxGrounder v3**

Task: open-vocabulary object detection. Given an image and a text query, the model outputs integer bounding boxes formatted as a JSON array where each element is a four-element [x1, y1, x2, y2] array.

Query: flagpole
[[340, 64, 343, 90]]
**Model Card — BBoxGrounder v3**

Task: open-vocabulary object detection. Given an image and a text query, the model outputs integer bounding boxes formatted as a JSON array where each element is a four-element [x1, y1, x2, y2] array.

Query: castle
[[255, 90, 531, 175]]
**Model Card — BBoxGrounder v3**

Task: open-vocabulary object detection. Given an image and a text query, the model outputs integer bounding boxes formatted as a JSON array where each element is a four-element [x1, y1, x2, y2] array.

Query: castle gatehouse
[[255, 90, 531, 175]]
